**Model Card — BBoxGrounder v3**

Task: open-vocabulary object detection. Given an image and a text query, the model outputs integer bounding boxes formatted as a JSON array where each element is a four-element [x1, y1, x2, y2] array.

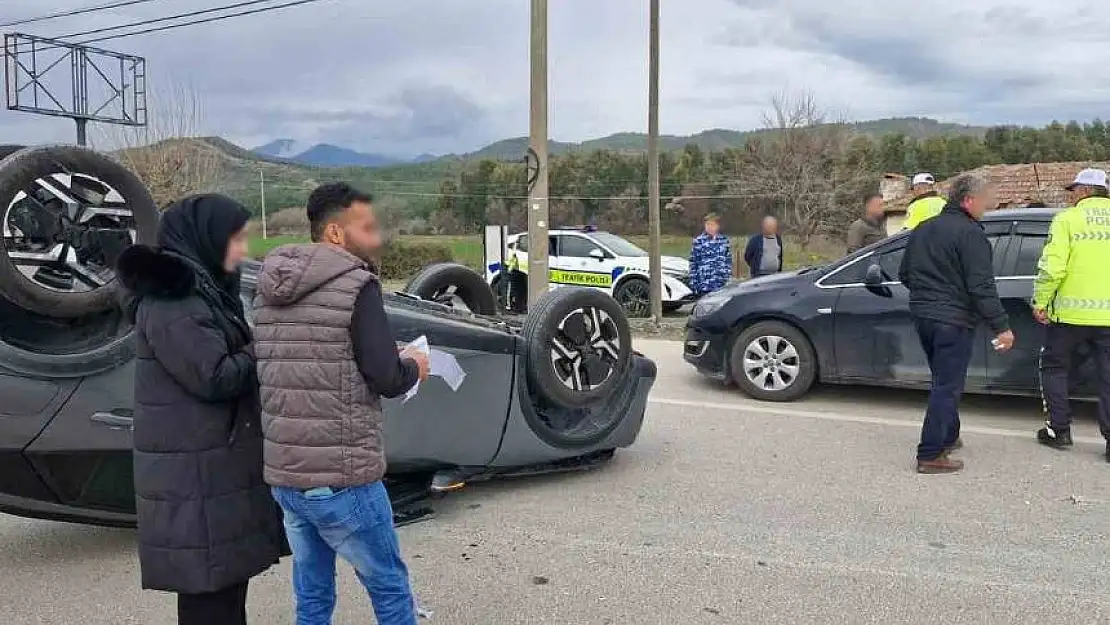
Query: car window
[[1012, 234, 1047, 277], [557, 235, 599, 258], [823, 256, 869, 286], [516, 235, 529, 252], [878, 247, 904, 280]]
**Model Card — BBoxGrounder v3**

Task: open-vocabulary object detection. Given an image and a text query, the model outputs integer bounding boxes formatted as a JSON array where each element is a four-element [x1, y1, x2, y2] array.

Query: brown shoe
[[917, 456, 964, 474]]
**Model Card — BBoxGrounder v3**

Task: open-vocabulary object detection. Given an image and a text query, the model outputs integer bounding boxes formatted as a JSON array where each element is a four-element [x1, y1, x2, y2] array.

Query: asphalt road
[[4, 339, 1110, 624]]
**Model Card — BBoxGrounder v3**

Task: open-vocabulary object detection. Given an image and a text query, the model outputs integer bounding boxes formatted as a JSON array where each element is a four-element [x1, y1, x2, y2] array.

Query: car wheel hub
[[618, 281, 649, 316], [550, 306, 621, 391], [742, 334, 800, 392], [3, 173, 135, 293]]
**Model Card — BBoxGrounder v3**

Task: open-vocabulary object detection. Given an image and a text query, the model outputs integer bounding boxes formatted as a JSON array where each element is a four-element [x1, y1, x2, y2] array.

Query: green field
[[249, 233, 842, 274]]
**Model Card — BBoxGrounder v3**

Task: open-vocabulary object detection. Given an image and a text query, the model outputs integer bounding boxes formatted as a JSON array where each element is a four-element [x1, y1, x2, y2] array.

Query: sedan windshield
[[592, 232, 648, 257]]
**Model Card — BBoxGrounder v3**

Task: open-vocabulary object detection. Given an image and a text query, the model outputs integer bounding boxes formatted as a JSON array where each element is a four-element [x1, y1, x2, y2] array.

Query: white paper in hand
[[429, 349, 465, 391], [401, 335, 466, 402], [402, 335, 430, 403]]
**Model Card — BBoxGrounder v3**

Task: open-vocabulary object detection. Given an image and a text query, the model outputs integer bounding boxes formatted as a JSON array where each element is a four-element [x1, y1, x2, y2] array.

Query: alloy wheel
[[616, 280, 650, 317], [549, 305, 622, 391], [2, 173, 135, 293], [742, 334, 800, 392]]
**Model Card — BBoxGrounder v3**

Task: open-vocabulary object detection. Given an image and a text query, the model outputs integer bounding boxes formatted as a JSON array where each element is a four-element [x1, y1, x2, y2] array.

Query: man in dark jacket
[[743, 215, 784, 277], [846, 193, 887, 253], [254, 183, 429, 625], [898, 174, 1014, 474]]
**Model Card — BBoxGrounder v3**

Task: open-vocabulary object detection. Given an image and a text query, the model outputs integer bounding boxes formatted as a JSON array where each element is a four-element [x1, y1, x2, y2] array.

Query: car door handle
[[91, 409, 134, 429], [817, 308, 832, 314]]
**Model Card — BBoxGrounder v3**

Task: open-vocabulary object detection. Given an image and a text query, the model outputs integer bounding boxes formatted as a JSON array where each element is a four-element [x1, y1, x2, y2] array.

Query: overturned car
[[0, 145, 656, 527]]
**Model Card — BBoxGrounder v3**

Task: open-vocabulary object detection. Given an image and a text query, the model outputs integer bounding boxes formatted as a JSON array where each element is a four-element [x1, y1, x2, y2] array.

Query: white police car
[[487, 227, 695, 316]]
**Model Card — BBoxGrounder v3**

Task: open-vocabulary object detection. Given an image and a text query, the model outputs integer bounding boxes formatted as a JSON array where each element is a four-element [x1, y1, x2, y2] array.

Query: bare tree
[[740, 89, 876, 243], [97, 81, 220, 208]]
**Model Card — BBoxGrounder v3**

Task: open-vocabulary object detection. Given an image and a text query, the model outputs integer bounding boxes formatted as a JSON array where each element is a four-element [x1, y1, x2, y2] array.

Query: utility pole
[[527, 0, 550, 306], [647, 0, 663, 322], [259, 170, 268, 240]]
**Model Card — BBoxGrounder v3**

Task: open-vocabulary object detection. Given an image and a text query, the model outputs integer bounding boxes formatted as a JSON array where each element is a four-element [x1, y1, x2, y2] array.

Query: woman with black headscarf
[[117, 194, 286, 625]]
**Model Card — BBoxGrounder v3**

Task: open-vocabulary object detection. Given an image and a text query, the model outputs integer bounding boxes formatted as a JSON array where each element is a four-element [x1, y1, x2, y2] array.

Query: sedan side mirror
[[589, 248, 607, 260], [864, 264, 884, 286]]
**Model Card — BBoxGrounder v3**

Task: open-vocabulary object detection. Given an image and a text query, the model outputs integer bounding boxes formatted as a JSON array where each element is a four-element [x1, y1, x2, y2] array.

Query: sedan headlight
[[693, 292, 731, 317]]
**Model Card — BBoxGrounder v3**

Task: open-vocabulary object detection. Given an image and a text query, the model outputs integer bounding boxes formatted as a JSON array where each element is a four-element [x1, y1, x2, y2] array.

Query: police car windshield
[[591, 232, 648, 257]]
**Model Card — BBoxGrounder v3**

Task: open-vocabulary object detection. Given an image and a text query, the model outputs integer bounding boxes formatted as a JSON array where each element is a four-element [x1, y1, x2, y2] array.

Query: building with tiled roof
[[882, 162, 1107, 234]]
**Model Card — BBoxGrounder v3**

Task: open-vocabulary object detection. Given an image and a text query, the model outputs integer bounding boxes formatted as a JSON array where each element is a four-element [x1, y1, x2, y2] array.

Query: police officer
[[505, 243, 528, 313], [1033, 168, 1110, 459], [903, 172, 947, 230]]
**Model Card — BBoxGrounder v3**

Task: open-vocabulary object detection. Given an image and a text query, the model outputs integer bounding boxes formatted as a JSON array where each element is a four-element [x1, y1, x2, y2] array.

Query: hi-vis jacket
[[903, 193, 947, 230], [1033, 196, 1110, 326]]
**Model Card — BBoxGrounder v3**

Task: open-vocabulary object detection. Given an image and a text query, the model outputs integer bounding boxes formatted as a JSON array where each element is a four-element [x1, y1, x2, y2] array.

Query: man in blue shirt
[[689, 213, 732, 296]]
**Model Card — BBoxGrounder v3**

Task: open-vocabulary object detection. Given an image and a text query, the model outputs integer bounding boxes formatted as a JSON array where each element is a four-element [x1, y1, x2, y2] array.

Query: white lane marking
[[648, 397, 1106, 445]]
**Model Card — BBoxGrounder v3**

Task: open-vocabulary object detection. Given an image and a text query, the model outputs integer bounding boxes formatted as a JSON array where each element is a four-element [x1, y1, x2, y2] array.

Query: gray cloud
[[2, 0, 1110, 156]]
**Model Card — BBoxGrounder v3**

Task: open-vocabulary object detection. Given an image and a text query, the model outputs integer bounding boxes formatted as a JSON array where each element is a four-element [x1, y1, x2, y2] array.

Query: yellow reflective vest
[[903, 194, 947, 230], [1033, 196, 1110, 326]]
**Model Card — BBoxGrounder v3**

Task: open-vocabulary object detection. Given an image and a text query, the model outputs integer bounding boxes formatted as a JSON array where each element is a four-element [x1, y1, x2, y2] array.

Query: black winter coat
[[119, 245, 287, 595], [897, 204, 1010, 334]]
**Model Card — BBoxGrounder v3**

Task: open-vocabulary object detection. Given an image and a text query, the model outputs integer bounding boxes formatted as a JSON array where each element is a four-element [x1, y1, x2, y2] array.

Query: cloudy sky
[[1, 0, 1107, 158]]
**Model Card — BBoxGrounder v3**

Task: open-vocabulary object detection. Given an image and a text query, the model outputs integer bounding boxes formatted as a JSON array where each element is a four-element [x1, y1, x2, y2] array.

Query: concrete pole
[[259, 169, 268, 239], [527, 0, 550, 306], [647, 0, 663, 322]]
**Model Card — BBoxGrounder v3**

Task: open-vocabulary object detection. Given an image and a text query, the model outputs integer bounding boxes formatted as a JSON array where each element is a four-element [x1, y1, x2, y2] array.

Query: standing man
[[253, 182, 430, 624], [847, 192, 888, 253], [898, 174, 1014, 474], [688, 212, 732, 296], [1033, 168, 1110, 458], [743, 215, 784, 278], [903, 172, 947, 230]]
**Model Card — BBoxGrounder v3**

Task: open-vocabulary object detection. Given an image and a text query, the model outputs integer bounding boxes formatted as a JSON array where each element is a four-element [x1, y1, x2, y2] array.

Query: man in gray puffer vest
[[253, 182, 429, 625]]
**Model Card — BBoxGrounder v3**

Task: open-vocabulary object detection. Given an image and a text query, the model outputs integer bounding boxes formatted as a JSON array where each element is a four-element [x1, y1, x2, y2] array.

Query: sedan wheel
[[741, 335, 800, 392], [729, 320, 817, 402]]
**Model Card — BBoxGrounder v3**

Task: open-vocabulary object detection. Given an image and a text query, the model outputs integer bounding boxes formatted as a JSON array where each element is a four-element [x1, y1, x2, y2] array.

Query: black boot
[[1037, 423, 1073, 449]]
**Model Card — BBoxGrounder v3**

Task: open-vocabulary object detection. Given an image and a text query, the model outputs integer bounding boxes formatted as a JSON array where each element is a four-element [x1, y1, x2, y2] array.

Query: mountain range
[[252, 117, 986, 168], [253, 139, 439, 168]]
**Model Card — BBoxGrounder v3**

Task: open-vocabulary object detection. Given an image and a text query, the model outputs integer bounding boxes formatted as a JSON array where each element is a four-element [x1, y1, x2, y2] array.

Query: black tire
[[0, 145, 158, 318], [729, 320, 817, 402], [0, 145, 25, 161], [403, 262, 499, 316], [612, 276, 650, 317], [522, 287, 632, 408], [0, 329, 136, 378]]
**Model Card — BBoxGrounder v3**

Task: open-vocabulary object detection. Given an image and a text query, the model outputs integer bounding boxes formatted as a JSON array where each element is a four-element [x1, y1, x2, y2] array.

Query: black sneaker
[[1104, 442, 1110, 463], [1037, 424, 1073, 449]]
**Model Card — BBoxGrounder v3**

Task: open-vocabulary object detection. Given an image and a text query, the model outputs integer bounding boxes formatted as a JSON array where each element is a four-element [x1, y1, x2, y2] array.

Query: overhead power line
[[56, 0, 284, 40], [73, 0, 338, 45], [0, 0, 167, 28]]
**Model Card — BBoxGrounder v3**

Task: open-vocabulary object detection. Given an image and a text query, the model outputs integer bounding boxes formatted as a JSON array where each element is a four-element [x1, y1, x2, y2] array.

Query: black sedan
[[0, 145, 655, 527], [684, 208, 1098, 402]]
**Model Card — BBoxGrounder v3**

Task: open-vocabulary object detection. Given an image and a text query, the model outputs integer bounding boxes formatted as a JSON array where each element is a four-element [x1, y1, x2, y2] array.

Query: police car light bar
[[559, 225, 598, 232]]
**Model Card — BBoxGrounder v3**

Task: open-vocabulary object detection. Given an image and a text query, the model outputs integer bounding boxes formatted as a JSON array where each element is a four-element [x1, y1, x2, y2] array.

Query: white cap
[[911, 173, 936, 186], [1065, 168, 1108, 190]]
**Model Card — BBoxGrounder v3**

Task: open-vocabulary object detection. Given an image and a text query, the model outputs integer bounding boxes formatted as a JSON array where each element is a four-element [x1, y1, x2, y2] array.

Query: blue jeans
[[915, 319, 974, 460], [271, 482, 416, 625]]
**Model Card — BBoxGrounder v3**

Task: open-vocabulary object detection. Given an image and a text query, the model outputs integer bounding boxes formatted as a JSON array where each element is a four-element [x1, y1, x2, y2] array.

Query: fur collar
[[117, 244, 195, 300]]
